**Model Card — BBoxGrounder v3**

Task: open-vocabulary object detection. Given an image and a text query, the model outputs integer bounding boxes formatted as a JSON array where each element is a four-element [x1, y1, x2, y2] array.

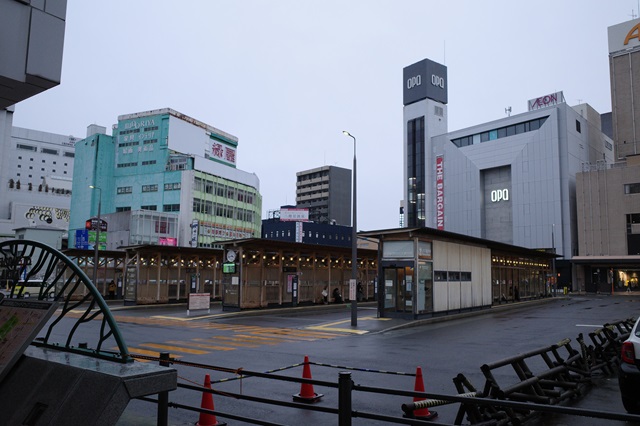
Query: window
[[452, 117, 549, 147], [117, 186, 132, 194], [141, 205, 157, 211], [448, 271, 461, 281], [434, 271, 447, 281], [41, 148, 59, 155], [143, 139, 158, 144], [625, 183, 640, 194], [163, 204, 180, 212], [116, 206, 132, 212], [461, 272, 472, 281], [164, 182, 181, 191], [142, 160, 156, 166], [576, 120, 581, 133], [17, 144, 37, 151], [142, 184, 158, 192], [64, 152, 75, 158]]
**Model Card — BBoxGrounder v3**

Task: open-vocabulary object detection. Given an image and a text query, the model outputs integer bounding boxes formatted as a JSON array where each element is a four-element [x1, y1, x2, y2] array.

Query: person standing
[[108, 280, 116, 299]]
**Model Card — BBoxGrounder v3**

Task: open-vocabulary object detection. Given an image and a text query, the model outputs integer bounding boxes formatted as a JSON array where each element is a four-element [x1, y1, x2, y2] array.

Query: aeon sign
[[490, 189, 509, 203], [407, 75, 422, 89], [528, 91, 565, 111]]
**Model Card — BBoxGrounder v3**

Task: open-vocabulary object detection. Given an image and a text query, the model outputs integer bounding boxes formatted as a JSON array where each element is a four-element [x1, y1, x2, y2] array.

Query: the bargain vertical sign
[[435, 155, 444, 230]]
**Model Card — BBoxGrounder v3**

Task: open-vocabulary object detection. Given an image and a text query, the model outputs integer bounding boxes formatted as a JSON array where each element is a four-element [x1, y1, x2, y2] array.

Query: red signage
[[528, 91, 564, 111], [85, 217, 108, 232], [435, 156, 444, 230]]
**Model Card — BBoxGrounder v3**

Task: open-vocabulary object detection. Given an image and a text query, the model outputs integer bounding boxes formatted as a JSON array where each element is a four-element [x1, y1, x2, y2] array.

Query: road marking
[[123, 346, 183, 360], [139, 342, 210, 355], [304, 316, 390, 334], [166, 340, 236, 351], [197, 336, 263, 347]]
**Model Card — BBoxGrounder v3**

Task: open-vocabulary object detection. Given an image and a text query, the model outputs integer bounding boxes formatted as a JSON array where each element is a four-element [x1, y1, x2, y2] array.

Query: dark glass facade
[[407, 116, 425, 227]]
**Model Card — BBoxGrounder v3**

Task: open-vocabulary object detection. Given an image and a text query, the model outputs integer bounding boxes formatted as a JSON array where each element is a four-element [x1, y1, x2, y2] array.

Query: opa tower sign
[[403, 58, 448, 106]]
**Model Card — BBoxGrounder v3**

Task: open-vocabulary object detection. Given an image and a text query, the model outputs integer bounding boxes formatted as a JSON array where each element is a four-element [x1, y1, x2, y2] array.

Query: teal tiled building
[[68, 108, 261, 248]]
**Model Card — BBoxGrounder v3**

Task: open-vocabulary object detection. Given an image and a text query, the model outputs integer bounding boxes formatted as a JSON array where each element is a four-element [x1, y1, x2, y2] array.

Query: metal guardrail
[[130, 318, 640, 426], [0, 239, 131, 362]]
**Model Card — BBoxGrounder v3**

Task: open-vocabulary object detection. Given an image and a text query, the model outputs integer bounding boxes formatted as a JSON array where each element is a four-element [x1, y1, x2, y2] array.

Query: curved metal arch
[[0, 239, 131, 363]]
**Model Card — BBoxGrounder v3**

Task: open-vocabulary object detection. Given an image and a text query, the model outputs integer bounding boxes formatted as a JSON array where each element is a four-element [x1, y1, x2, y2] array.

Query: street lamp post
[[90, 185, 102, 286], [343, 131, 357, 327]]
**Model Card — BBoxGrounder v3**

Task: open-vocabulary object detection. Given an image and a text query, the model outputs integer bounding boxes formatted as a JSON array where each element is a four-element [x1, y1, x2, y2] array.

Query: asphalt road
[[47, 294, 640, 425]]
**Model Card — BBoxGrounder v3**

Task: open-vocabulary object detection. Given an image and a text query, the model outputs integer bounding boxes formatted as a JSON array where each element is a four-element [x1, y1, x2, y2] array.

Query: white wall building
[[403, 58, 614, 287], [0, 107, 78, 241]]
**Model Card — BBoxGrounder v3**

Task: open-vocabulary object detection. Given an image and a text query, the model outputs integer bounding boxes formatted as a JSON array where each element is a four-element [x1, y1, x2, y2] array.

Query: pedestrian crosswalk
[[120, 322, 343, 361]]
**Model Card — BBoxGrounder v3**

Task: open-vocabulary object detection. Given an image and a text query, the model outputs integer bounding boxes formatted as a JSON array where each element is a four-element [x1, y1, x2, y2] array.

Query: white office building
[[403, 58, 614, 286], [0, 106, 78, 241]]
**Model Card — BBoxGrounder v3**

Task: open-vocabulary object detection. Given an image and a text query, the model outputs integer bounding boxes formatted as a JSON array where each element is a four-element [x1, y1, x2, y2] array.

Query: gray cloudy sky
[[11, 0, 638, 231]]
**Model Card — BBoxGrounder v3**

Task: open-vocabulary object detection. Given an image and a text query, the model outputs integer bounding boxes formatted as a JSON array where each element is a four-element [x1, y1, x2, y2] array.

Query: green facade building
[[68, 109, 261, 249]]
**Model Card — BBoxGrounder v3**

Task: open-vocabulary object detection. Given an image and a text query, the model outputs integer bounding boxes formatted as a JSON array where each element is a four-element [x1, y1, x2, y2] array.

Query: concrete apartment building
[[295, 165, 352, 226]]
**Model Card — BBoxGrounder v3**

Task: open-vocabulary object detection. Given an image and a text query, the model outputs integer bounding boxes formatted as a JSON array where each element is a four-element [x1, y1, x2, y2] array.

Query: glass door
[[383, 266, 414, 314]]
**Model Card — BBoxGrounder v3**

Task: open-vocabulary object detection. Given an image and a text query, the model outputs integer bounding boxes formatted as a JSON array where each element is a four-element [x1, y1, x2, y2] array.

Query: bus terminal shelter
[[62, 240, 378, 309], [359, 227, 558, 320]]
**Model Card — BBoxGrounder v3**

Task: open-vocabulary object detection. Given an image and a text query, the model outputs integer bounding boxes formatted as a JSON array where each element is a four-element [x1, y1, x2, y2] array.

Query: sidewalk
[[101, 296, 564, 335]]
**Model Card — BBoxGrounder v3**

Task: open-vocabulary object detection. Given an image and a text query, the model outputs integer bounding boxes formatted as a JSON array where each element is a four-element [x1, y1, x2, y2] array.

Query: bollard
[[338, 372, 352, 426], [158, 352, 171, 426]]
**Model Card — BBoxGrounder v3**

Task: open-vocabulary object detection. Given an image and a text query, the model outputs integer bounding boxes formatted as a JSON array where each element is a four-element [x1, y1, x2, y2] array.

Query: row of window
[[17, 144, 74, 157], [192, 197, 256, 222], [18, 165, 65, 174], [117, 182, 182, 194], [141, 160, 156, 166], [119, 128, 140, 135], [434, 271, 472, 281], [194, 177, 255, 204], [116, 204, 180, 213], [118, 162, 138, 168], [119, 141, 139, 147], [451, 117, 548, 148]]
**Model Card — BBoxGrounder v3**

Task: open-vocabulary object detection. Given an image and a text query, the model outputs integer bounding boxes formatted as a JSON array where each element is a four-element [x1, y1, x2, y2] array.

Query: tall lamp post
[[90, 185, 102, 286], [343, 131, 357, 327]]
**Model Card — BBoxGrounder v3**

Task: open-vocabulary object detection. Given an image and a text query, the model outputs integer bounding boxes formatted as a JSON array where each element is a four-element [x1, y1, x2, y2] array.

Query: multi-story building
[[403, 58, 613, 289], [68, 108, 262, 249], [573, 17, 640, 293], [608, 17, 640, 160], [296, 165, 351, 225], [0, 0, 69, 241], [0, 107, 78, 240]]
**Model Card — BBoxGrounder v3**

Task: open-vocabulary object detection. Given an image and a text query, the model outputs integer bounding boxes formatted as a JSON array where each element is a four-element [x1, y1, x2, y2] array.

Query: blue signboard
[[75, 229, 89, 249]]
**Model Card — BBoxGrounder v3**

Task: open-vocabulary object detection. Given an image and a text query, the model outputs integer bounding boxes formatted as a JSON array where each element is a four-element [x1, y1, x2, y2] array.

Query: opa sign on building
[[490, 189, 509, 203], [403, 58, 448, 106]]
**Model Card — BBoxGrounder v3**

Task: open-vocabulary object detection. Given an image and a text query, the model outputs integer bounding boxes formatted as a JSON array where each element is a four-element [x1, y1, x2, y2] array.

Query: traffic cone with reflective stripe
[[293, 355, 323, 403], [408, 366, 437, 420], [196, 374, 226, 426]]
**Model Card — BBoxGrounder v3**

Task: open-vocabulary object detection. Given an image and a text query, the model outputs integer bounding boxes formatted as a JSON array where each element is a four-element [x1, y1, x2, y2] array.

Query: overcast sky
[[11, 0, 639, 231]]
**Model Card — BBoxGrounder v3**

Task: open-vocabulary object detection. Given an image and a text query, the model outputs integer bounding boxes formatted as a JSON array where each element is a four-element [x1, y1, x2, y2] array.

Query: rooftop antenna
[[631, 9, 637, 19], [505, 107, 512, 117], [443, 40, 446, 64]]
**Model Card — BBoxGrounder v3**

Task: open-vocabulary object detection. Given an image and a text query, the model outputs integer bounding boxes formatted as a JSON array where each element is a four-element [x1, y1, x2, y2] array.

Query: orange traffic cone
[[408, 366, 437, 420], [293, 355, 323, 403], [196, 374, 226, 426]]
